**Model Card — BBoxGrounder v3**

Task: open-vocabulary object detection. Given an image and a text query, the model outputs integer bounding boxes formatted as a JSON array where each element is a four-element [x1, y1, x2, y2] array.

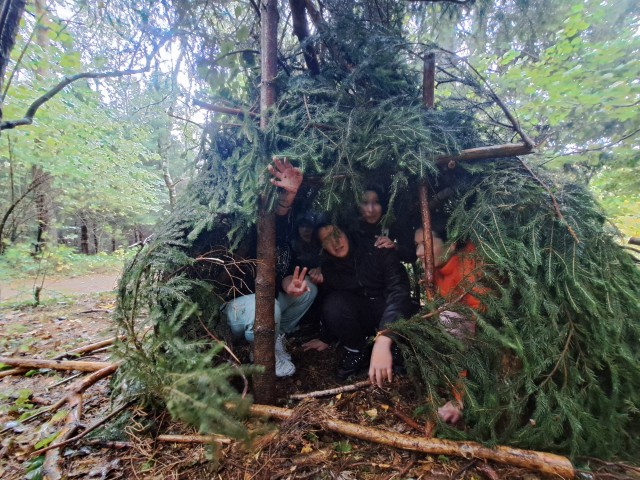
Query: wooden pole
[[420, 52, 436, 299], [253, 0, 279, 404]]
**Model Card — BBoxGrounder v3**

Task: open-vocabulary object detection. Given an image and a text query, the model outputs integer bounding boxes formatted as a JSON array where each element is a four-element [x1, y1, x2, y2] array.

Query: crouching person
[[414, 226, 486, 423], [303, 223, 413, 386], [222, 157, 318, 377]]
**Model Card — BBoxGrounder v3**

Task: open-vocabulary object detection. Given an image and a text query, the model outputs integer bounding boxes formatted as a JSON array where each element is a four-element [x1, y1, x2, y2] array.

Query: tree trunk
[[79, 214, 89, 255], [289, 0, 320, 75], [0, 0, 27, 124], [253, 0, 279, 404]]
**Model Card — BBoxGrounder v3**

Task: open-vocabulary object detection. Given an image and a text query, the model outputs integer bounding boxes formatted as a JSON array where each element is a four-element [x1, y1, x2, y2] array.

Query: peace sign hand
[[283, 266, 310, 297]]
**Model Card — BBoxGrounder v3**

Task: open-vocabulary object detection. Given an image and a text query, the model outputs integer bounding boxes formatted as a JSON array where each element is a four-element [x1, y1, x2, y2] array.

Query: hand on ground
[[438, 401, 463, 424], [369, 335, 393, 387], [302, 338, 330, 351]]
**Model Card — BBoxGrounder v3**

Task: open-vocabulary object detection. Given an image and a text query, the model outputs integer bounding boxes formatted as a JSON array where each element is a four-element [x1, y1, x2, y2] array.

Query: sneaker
[[336, 348, 369, 381], [275, 347, 296, 377], [275, 333, 292, 361]]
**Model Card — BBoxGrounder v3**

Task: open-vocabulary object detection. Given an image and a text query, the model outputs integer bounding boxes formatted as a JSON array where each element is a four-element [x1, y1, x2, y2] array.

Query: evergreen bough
[[114, 6, 640, 460]]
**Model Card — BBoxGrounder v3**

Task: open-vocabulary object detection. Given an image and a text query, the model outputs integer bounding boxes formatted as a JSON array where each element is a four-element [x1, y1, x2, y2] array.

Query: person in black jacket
[[356, 185, 416, 264], [302, 222, 413, 385]]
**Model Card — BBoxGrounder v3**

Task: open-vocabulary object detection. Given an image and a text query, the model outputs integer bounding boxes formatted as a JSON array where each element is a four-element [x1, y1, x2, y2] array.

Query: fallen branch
[[53, 336, 124, 360], [33, 401, 133, 456], [42, 393, 83, 480], [53, 335, 126, 360], [48, 363, 121, 414], [0, 356, 114, 372], [289, 380, 371, 400], [249, 403, 575, 478], [156, 434, 232, 445], [0, 367, 28, 378]]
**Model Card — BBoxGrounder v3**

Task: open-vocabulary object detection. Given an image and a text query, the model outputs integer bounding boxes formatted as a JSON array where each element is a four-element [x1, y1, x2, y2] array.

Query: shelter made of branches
[[114, 5, 640, 461]]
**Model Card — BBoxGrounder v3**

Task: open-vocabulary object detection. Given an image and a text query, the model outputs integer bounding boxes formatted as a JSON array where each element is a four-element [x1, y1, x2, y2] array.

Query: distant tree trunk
[[253, 0, 279, 405], [0, 0, 27, 124], [92, 219, 99, 253], [79, 214, 89, 255], [33, 0, 55, 253]]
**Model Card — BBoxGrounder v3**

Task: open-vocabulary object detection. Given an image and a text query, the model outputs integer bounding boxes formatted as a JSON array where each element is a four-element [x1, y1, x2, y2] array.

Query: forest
[[0, 0, 639, 479]]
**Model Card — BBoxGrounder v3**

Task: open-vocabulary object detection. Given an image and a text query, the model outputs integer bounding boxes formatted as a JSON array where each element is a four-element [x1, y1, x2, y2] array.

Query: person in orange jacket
[[414, 225, 486, 424]]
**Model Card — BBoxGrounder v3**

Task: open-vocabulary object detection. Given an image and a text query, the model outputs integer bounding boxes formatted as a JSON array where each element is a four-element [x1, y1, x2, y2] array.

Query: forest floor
[[1, 282, 638, 479]]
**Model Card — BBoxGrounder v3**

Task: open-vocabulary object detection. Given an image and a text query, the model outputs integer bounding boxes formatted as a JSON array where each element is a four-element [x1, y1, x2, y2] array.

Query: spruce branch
[[518, 159, 580, 244]]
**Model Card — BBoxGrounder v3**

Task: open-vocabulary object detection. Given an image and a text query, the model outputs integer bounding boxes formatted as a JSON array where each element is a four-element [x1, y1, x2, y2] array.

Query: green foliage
[[0, 243, 134, 280], [392, 161, 640, 459]]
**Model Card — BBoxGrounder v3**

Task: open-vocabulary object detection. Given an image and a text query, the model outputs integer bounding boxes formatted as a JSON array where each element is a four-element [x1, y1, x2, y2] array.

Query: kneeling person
[[304, 223, 413, 386]]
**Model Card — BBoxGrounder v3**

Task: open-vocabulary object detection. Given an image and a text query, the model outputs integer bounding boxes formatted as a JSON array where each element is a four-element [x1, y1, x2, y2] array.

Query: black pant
[[322, 291, 387, 350]]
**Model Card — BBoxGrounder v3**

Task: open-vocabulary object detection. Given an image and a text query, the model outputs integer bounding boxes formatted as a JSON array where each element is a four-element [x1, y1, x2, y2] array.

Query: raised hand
[[268, 157, 302, 193], [282, 266, 310, 297]]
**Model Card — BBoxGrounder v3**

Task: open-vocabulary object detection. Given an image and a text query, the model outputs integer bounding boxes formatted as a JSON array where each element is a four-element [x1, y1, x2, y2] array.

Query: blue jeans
[[224, 280, 318, 343]]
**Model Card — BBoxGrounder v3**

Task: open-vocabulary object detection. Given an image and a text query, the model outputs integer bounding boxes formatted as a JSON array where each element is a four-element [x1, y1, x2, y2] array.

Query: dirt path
[[0, 273, 120, 303]]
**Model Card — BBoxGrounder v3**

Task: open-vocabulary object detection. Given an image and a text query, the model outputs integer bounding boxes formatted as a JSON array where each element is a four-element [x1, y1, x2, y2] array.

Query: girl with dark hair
[[357, 186, 416, 263], [303, 222, 413, 385]]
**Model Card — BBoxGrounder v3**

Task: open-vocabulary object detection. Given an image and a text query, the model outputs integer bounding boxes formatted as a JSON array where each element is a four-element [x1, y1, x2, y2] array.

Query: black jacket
[[320, 234, 412, 329]]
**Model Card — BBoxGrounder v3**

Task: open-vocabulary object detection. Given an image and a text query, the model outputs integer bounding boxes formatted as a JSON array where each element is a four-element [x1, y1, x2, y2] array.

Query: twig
[[33, 401, 133, 455], [53, 336, 123, 360], [389, 406, 424, 433], [518, 159, 580, 243], [156, 434, 231, 445], [288, 380, 372, 400], [48, 372, 82, 388]]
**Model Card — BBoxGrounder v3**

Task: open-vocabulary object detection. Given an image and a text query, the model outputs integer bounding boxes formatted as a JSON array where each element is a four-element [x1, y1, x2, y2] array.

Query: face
[[414, 228, 453, 268], [359, 190, 383, 225], [298, 225, 313, 243], [318, 225, 350, 258]]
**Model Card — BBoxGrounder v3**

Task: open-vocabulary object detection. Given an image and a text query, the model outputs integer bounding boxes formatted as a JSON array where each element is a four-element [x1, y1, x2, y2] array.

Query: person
[[290, 210, 322, 271], [303, 222, 413, 386], [357, 186, 416, 263], [414, 225, 485, 423], [222, 158, 318, 377]]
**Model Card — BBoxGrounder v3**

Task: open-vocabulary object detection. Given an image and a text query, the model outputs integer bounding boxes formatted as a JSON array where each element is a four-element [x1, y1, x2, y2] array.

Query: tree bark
[[0, 0, 27, 124], [253, 0, 279, 404], [289, 0, 320, 75], [420, 53, 436, 298]]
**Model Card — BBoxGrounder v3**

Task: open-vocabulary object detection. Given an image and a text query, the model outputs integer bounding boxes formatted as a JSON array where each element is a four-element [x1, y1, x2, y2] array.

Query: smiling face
[[318, 225, 350, 258], [359, 190, 383, 225]]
